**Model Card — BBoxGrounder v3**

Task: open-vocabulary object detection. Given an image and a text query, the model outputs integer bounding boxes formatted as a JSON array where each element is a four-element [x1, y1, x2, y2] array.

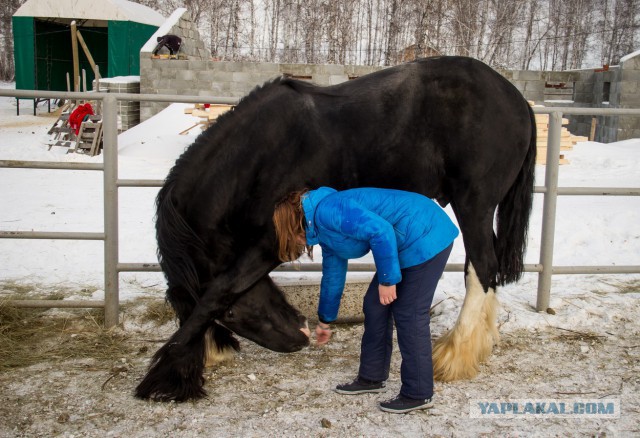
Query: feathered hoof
[[135, 367, 206, 402], [432, 290, 500, 382], [135, 337, 207, 402], [432, 328, 486, 382]]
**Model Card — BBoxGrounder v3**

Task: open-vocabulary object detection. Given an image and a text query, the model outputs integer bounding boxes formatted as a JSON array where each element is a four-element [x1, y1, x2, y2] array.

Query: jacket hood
[[301, 187, 337, 246]]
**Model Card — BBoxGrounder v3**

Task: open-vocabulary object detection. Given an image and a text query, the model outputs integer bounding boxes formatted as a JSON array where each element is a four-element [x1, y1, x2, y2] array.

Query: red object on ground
[[69, 103, 94, 135]]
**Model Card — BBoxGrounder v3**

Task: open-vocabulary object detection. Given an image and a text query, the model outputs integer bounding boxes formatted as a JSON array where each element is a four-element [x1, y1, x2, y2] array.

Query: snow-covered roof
[[620, 49, 640, 63], [13, 0, 165, 27]]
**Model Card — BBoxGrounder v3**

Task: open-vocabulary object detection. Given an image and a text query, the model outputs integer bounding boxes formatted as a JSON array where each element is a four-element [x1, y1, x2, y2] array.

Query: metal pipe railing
[[0, 89, 638, 327], [102, 94, 120, 327], [536, 111, 563, 311]]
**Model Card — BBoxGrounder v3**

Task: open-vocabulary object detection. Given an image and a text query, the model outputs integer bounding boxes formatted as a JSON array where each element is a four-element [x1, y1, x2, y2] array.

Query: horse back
[[293, 56, 533, 203]]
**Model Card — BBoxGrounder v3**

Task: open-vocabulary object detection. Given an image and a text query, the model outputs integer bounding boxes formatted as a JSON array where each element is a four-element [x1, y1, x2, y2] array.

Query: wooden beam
[[70, 21, 80, 92], [76, 29, 101, 79], [590, 118, 597, 141]]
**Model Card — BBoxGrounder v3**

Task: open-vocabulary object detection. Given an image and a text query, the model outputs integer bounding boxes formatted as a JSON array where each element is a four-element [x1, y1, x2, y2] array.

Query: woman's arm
[[317, 198, 403, 286]]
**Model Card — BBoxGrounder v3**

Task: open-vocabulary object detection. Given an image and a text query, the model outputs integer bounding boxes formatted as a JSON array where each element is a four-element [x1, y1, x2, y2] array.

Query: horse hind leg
[[432, 263, 500, 382]]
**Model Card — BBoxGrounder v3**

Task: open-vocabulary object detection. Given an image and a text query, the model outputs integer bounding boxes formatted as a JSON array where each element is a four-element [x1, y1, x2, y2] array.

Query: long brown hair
[[273, 190, 313, 262]]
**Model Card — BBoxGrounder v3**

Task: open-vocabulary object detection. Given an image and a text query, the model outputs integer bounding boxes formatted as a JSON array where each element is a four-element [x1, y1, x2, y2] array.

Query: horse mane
[[160, 78, 285, 196], [155, 76, 306, 292]]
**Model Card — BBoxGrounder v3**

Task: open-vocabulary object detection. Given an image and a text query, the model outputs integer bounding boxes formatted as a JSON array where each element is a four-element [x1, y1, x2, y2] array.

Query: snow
[[0, 81, 639, 436], [99, 76, 141, 85], [620, 49, 640, 63], [13, 0, 165, 27]]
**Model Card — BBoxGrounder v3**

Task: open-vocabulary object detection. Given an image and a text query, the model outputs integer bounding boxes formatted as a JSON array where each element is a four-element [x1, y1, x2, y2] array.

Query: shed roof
[[14, 0, 165, 27]]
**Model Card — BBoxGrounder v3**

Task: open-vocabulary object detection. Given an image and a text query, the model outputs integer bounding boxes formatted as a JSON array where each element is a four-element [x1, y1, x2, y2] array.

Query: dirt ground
[[1, 287, 638, 438]]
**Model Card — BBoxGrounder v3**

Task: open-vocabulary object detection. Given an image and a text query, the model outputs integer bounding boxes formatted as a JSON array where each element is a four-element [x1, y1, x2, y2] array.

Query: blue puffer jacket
[[301, 187, 459, 323]]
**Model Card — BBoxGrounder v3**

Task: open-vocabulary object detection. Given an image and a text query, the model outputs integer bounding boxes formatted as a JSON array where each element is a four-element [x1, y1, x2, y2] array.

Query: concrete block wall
[[140, 58, 383, 121], [139, 9, 639, 142], [617, 54, 640, 140]]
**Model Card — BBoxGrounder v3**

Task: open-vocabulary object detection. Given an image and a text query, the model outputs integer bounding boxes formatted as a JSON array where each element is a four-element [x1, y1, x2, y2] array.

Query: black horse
[[135, 56, 536, 402]]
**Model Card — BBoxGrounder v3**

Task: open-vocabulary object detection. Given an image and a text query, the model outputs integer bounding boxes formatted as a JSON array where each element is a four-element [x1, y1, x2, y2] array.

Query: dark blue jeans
[[358, 243, 453, 400]]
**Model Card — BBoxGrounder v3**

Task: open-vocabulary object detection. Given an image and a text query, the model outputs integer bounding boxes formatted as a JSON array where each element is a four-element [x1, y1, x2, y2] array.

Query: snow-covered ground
[[0, 82, 639, 436]]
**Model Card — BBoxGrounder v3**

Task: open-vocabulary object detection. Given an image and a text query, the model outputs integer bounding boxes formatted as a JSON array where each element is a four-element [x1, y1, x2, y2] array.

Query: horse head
[[216, 276, 310, 352]]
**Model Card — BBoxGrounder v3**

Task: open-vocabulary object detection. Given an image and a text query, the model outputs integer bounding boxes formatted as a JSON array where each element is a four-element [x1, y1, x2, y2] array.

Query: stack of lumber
[[181, 104, 233, 134], [531, 104, 588, 165]]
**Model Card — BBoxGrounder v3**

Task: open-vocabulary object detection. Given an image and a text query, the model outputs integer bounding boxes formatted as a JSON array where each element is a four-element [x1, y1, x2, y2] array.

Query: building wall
[[140, 9, 640, 143]]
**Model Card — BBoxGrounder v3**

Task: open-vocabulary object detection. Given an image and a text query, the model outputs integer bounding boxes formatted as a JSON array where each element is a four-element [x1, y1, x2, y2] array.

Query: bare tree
[[603, 0, 640, 65], [128, 0, 639, 71], [0, 0, 25, 81]]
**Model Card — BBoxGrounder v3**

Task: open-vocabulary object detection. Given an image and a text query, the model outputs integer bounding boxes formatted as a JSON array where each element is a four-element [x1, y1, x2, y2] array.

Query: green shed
[[13, 0, 165, 91]]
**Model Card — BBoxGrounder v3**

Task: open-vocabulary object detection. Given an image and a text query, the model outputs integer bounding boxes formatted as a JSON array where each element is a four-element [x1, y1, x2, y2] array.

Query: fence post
[[536, 111, 563, 311], [102, 95, 119, 328]]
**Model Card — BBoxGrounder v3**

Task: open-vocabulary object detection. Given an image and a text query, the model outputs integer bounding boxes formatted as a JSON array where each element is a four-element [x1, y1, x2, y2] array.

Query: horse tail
[[155, 182, 205, 307], [495, 103, 536, 286]]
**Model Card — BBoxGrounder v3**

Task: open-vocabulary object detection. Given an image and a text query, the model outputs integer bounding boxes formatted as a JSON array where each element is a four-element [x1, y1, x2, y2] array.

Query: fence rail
[[1, 89, 639, 327]]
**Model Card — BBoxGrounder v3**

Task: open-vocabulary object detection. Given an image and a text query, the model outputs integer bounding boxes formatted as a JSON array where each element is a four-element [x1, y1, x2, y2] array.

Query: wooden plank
[[70, 21, 80, 92], [76, 30, 101, 79], [179, 123, 200, 135]]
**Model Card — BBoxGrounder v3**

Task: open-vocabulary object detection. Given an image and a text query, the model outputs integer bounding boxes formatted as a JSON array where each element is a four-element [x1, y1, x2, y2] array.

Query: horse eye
[[226, 309, 234, 318]]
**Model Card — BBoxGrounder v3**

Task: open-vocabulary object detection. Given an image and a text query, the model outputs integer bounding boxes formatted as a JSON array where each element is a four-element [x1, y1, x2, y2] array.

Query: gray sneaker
[[335, 377, 386, 395], [379, 394, 434, 413]]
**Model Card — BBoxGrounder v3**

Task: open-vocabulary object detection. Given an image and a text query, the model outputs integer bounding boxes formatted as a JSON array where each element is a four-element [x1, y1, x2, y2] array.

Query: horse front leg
[[135, 250, 275, 402], [432, 210, 501, 382], [165, 285, 238, 369]]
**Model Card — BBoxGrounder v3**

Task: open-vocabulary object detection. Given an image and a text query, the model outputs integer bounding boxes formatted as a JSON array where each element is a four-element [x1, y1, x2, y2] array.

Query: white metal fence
[[1, 89, 639, 328]]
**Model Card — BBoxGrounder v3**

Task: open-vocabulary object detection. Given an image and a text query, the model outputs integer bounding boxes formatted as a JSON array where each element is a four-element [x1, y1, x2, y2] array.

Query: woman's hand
[[379, 284, 397, 305], [315, 323, 332, 345]]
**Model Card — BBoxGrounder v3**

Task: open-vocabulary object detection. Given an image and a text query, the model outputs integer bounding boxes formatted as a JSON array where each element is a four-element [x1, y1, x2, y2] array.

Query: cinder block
[[328, 74, 349, 85], [164, 60, 189, 70], [188, 60, 207, 70], [256, 63, 281, 74], [230, 80, 253, 95], [157, 89, 178, 95], [621, 54, 640, 70], [510, 80, 526, 92], [617, 116, 640, 130], [514, 70, 542, 81], [311, 75, 331, 86], [345, 65, 383, 77], [280, 64, 315, 76], [524, 90, 544, 102], [159, 68, 177, 80], [524, 80, 545, 92], [140, 58, 152, 71], [619, 80, 639, 94], [319, 64, 346, 75], [177, 70, 196, 81], [621, 69, 640, 82], [232, 72, 252, 83], [205, 71, 232, 82], [156, 79, 174, 89], [251, 72, 274, 86]]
